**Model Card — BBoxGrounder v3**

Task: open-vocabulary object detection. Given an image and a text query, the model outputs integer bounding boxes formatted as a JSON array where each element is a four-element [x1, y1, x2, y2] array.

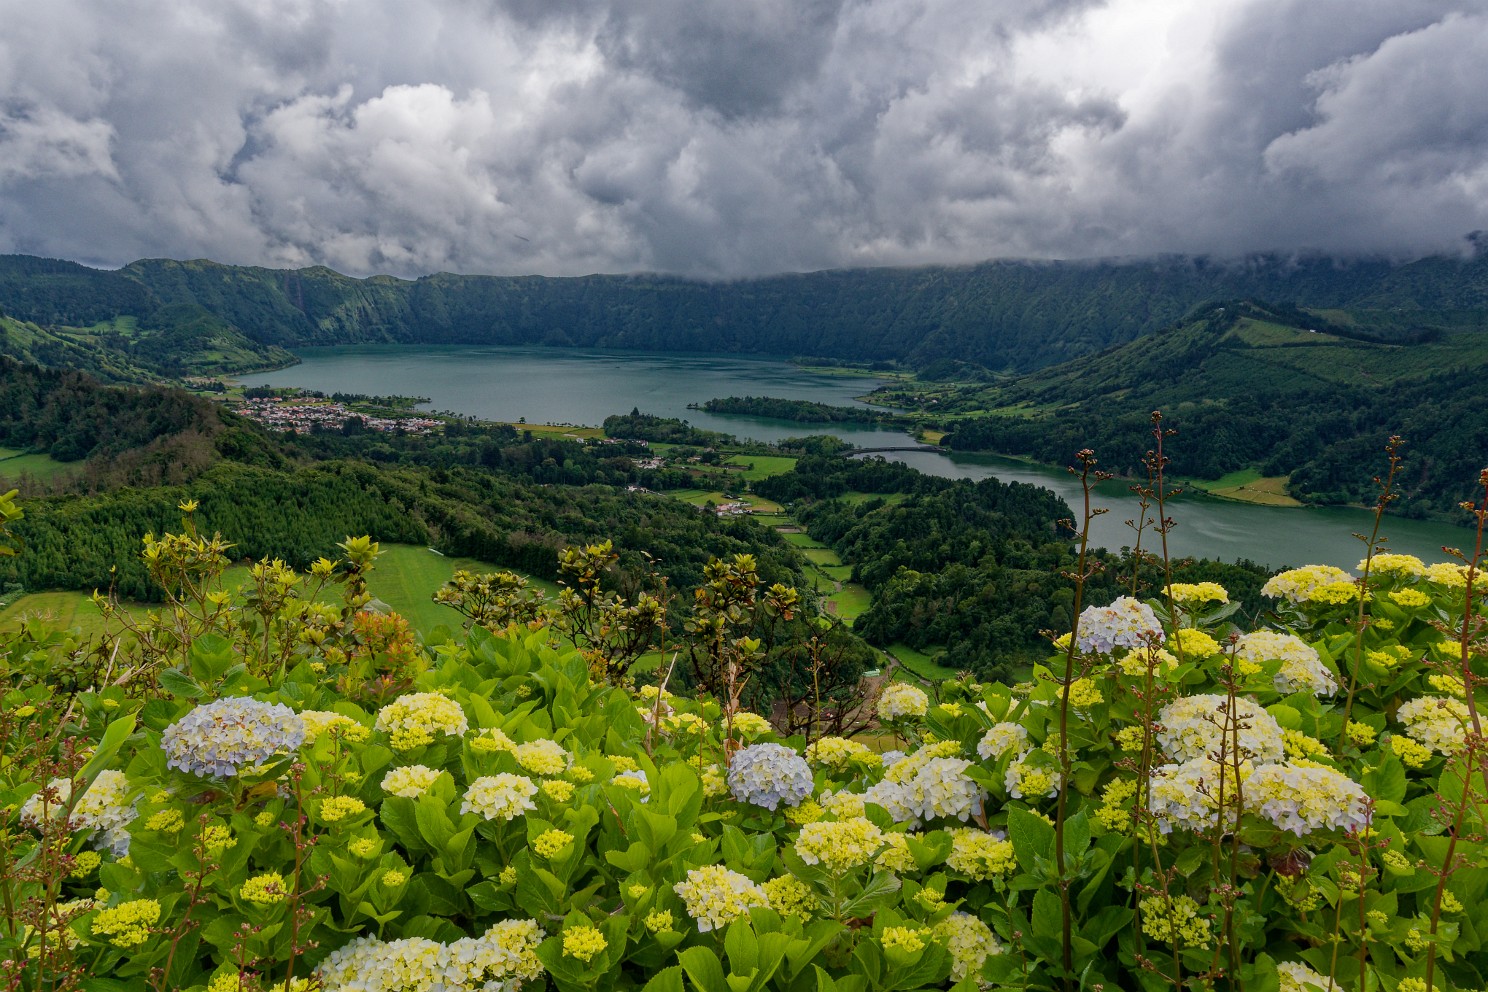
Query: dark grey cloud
[[0, 0, 1484, 278]]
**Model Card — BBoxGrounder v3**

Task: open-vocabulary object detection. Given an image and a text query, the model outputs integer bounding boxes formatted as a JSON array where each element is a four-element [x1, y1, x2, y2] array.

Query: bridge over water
[[846, 445, 942, 456]]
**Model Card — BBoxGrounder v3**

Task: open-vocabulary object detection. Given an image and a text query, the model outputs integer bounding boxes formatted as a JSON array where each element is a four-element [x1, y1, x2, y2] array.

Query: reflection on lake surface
[[247, 345, 1477, 570]]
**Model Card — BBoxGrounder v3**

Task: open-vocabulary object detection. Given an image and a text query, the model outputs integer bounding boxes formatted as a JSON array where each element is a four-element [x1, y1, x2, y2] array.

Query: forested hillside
[[3, 245, 1488, 374], [939, 301, 1488, 516], [754, 454, 1270, 676]]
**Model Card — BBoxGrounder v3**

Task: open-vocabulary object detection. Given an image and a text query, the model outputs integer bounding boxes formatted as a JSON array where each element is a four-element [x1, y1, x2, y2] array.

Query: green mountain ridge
[[3, 246, 1488, 378]]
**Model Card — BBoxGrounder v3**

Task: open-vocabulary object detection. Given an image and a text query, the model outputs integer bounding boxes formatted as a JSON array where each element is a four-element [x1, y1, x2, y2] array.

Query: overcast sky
[[0, 0, 1484, 279]]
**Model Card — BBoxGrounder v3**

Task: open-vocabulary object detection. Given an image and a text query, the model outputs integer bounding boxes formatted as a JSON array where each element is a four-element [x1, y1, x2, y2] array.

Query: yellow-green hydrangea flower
[[1139, 893, 1212, 948], [240, 872, 289, 905], [318, 796, 367, 823], [794, 817, 883, 873], [762, 875, 817, 920], [91, 899, 161, 948], [880, 926, 928, 954], [945, 828, 1016, 879], [373, 692, 468, 750], [532, 829, 574, 859], [561, 925, 607, 963]]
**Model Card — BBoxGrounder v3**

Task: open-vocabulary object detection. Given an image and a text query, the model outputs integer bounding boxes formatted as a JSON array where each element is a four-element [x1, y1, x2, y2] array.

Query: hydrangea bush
[[2, 498, 1488, 992]]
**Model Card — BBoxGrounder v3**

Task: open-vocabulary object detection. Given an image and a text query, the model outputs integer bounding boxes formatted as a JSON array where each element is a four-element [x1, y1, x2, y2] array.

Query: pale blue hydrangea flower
[[161, 697, 307, 779], [728, 743, 812, 811], [1074, 596, 1163, 654]]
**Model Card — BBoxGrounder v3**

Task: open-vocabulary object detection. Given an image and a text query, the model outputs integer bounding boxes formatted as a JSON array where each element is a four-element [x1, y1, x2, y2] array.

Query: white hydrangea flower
[[381, 764, 443, 799], [1276, 960, 1337, 992], [162, 697, 307, 778], [316, 918, 545, 991], [1396, 696, 1471, 755], [1235, 631, 1336, 696], [1261, 565, 1353, 604], [1074, 596, 1163, 654], [876, 683, 929, 722], [461, 774, 538, 821], [933, 911, 1003, 986], [1003, 752, 1062, 800], [804, 736, 878, 769], [513, 739, 569, 776], [1147, 758, 1248, 835], [976, 722, 1028, 761], [373, 692, 469, 750], [866, 752, 986, 824], [21, 771, 138, 856], [674, 865, 768, 932], [1245, 763, 1371, 837], [728, 743, 813, 811], [1156, 694, 1285, 764]]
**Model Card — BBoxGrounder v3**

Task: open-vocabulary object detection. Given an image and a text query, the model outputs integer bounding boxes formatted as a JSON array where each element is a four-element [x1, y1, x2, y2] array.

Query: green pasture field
[[0, 545, 553, 645], [0, 452, 72, 482], [723, 455, 798, 481], [886, 642, 959, 682], [1188, 468, 1302, 507]]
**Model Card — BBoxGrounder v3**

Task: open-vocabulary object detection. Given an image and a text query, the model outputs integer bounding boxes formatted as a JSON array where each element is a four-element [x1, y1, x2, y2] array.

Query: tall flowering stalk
[[1054, 449, 1107, 991], [1337, 437, 1403, 747], [1424, 468, 1488, 992]]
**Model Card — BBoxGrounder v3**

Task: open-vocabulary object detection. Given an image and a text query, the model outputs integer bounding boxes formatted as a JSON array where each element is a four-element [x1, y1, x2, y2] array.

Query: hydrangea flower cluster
[[1235, 631, 1336, 696], [1245, 762, 1371, 836], [1156, 694, 1285, 764], [730, 712, 774, 736], [513, 739, 569, 776], [794, 817, 883, 873], [976, 723, 1028, 761], [1003, 752, 1062, 800], [460, 773, 538, 821], [162, 697, 307, 779], [90, 898, 162, 949], [804, 736, 877, 769], [727, 743, 813, 811], [299, 710, 370, 742], [1363, 553, 1425, 578], [1074, 596, 1163, 654], [865, 754, 985, 823], [946, 828, 1016, 880], [673, 865, 769, 932], [1167, 582, 1230, 604], [21, 771, 138, 856], [1396, 696, 1470, 755], [1148, 758, 1247, 834], [315, 919, 545, 992], [373, 692, 469, 750], [762, 875, 818, 920], [1261, 565, 1354, 604], [1276, 961, 1337, 992], [381, 764, 443, 798], [933, 912, 1003, 985], [1139, 893, 1213, 948], [876, 683, 929, 721]]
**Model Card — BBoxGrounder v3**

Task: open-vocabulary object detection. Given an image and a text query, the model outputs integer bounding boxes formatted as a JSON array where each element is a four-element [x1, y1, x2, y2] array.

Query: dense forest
[[3, 244, 1488, 377], [701, 395, 906, 424], [939, 302, 1488, 516], [0, 358, 231, 462], [754, 454, 1270, 676]]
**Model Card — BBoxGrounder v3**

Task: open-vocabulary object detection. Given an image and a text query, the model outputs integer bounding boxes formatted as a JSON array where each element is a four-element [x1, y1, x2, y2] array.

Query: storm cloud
[[0, 0, 1484, 278]]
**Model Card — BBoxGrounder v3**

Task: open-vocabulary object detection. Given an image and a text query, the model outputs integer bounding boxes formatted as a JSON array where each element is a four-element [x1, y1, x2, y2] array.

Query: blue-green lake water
[[246, 345, 1478, 570]]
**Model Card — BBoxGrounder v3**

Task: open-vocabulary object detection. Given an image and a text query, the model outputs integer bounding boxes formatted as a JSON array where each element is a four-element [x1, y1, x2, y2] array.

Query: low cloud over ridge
[[0, 0, 1484, 278]]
